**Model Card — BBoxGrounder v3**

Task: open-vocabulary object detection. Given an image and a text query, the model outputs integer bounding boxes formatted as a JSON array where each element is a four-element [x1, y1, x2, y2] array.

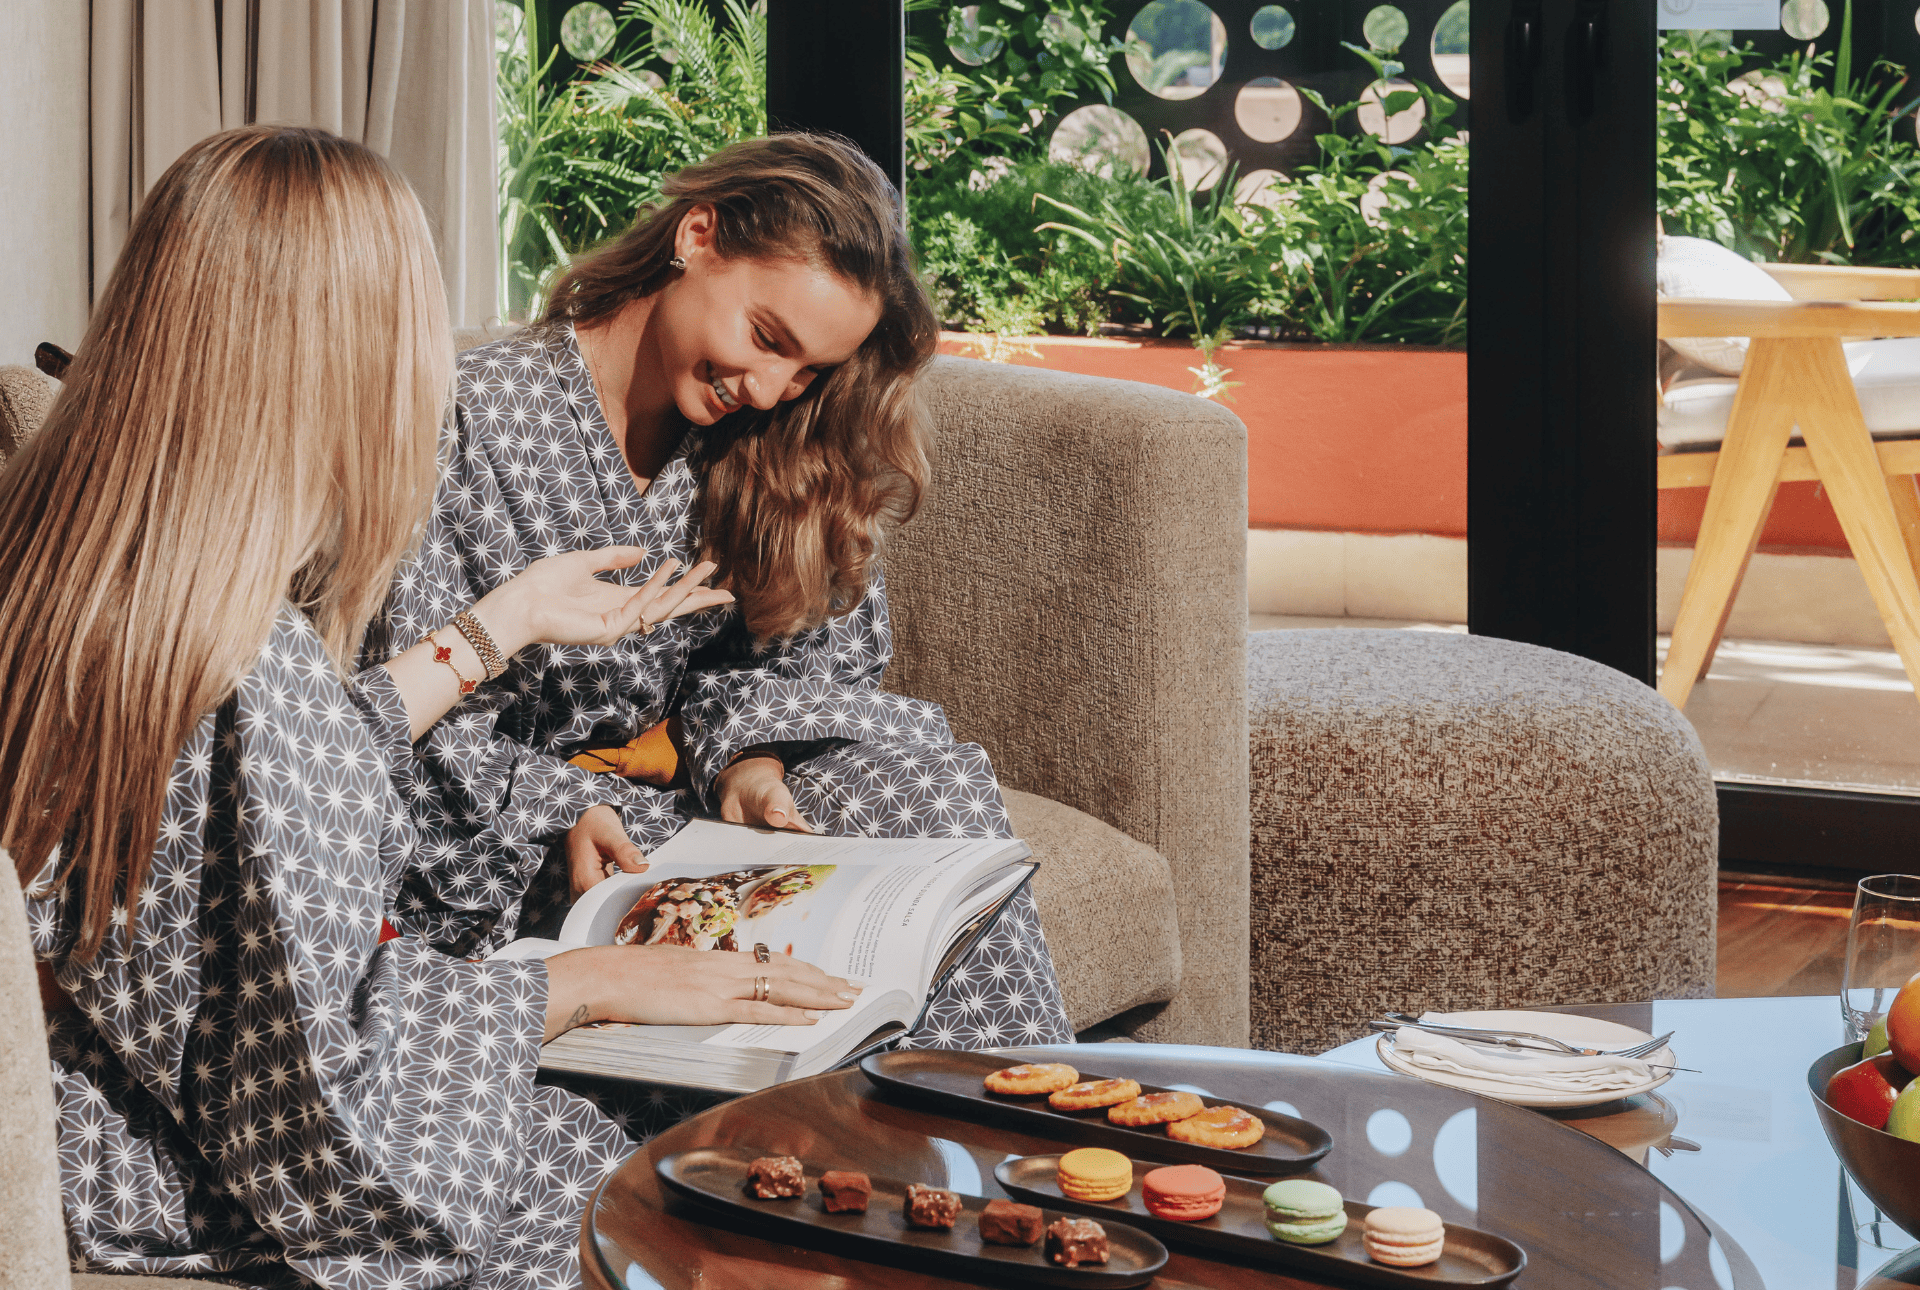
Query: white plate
[[1374, 1010, 1675, 1109]]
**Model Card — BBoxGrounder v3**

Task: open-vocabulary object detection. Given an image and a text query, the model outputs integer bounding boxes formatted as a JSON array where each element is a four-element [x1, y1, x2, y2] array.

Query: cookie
[[1048, 1077, 1142, 1111], [1056, 1147, 1133, 1202], [983, 1062, 1079, 1096], [1107, 1090, 1205, 1126], [1166, 1104, 1265, 1149], [1142, 1164, 1226, 1221], [1263, 1179, 1347, 1245], [1364, 1206, 1446, 1267]]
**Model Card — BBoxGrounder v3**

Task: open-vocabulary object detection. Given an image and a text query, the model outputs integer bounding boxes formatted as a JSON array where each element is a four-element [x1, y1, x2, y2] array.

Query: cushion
[[1657, 234, 1792, 375], [1661, 336, 1920, 448], [0, 365, 55, 464], [1007, 789, 1182, 1034]]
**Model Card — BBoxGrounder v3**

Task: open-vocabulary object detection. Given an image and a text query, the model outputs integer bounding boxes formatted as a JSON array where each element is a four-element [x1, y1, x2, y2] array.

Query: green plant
[[1264, 51, 1469, 344], [908, 159, 1152, 332], [496, 0, 765, 319], [1657, 22, 1920, 264], [1035, 135, 1268, 340], [1188, 327, 1243, 401], [904, 0, 1126, 171]]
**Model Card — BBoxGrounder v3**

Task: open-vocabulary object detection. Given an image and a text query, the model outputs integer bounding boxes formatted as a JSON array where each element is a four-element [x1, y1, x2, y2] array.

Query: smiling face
[[649, 205, 883, 426]]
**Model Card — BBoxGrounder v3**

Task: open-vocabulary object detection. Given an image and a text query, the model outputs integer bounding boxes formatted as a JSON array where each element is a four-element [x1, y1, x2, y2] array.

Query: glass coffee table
[[1319, 995, 1917, 1289], [583, 996, 1913, 1288]]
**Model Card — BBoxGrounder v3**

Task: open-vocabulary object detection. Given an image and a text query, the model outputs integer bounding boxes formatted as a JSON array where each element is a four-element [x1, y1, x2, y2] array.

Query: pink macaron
[[1141, 1164, 1227, 1222], [1363, 1206, 1446, 1267]]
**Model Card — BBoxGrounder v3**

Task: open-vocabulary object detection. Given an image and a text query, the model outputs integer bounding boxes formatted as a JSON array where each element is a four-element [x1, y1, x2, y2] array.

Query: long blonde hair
[[543, 134, 938, 640], [0, 126, 450, 958]]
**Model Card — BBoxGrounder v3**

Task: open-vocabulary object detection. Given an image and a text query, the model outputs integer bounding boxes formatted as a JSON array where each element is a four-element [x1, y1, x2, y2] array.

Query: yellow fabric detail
[[570, 718, 681, 785]]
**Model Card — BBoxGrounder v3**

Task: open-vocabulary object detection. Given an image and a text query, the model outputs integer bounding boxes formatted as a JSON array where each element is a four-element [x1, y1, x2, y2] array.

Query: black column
[[1467, 0, 1657, 685], [766, 0, 907, 194]]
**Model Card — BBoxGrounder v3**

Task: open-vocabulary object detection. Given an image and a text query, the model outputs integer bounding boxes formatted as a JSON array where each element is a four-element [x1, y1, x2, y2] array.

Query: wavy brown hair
[[0, 127, 450, 959], [542, 133, 938, 639]]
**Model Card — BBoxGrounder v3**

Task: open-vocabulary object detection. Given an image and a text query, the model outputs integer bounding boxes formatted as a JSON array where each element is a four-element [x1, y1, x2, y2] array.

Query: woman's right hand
[[542, 943, 863, 1042]]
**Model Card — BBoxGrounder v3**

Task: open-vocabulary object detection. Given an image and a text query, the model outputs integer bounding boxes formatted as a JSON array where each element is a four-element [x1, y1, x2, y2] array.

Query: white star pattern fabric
[[376, 324, 1071, 1052], [32, 610, 635, 1287]]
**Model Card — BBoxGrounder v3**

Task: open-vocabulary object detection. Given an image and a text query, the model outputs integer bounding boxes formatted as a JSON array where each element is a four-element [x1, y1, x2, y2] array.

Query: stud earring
[[669, 255, 687, 271]]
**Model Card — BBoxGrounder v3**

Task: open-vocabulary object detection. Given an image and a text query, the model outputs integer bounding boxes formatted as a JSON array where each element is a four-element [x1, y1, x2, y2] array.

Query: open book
[[490, 819, 1036, 1095]]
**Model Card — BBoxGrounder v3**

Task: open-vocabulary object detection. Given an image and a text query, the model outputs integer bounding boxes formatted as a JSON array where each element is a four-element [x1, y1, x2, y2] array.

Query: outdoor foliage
[[904, 0, 1126, 170], [912, 45, 1469, 345], [498, 0, 1920, 345], [497, 0, 765, 318], [1657, 24, 1920, 265]]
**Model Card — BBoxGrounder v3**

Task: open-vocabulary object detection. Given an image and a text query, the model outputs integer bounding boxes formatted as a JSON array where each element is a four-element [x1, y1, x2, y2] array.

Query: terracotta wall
[[937, 333, 1852, 552]]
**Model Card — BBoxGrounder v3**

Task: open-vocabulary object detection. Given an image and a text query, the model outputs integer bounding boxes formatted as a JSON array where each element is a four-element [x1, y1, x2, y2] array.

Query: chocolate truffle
[[1046, 1217, 1110, 1267], [745, 1155, 805, 1199], [903, 1183, 961, 1230], [978, 1198, 1045, 1246], [818, 1170, 871, 1214]]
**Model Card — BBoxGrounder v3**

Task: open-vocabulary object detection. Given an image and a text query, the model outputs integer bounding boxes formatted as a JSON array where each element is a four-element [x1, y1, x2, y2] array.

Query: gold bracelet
[[430, 630, 478, 695], [452, 609, 507, 680]]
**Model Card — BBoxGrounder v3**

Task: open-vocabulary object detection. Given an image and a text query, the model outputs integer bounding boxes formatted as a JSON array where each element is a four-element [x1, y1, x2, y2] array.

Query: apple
[[1866, 1017, 1892, 1058], [1885, 975, 1920, 1072], [1828, 1054, 1910, 1131], [1889, 1078, 1920, 1141]]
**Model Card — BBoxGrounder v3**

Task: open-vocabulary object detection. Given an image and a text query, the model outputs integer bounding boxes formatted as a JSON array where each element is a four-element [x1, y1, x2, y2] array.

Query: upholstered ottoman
[[1248, 629, 1718, 1055]]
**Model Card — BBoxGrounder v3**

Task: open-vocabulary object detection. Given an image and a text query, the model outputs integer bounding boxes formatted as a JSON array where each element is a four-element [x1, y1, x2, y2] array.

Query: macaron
[[1262, 1178, 1347, 1245], [1363, 1206, 1446, 1267], [1141, 1165, 1226, 1221], [1056, 1148, 1133, 1202]]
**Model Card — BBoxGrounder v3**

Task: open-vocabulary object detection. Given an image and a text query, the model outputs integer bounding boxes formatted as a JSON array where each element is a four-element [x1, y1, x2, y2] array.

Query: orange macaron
[[1141, 1164, 1227, 1222]]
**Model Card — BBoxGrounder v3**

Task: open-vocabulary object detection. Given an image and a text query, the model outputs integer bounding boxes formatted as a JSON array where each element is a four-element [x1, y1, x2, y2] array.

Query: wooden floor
[[1717, 877, 1855, 997]]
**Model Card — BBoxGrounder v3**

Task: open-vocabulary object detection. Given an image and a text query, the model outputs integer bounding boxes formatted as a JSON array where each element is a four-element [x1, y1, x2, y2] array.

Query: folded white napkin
[[1391, 1025, 1652, 1094]]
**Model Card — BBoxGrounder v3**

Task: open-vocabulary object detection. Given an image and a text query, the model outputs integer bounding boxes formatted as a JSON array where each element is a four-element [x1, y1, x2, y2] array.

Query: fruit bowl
[[1810, 1042, 1920, 1238]]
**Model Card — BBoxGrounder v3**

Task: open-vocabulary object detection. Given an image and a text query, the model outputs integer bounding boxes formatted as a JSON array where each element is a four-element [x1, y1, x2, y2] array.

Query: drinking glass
[[1842, 874, 1920, 1042]]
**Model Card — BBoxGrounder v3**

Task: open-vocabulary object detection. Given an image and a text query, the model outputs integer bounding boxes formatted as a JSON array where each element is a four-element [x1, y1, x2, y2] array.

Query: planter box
[[939, 333, 1465, 535], [939, 332, 1851, 553]]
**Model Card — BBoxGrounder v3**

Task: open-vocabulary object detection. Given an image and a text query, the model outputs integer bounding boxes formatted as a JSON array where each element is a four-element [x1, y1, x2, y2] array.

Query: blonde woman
[[1, 127, 855, 1287]]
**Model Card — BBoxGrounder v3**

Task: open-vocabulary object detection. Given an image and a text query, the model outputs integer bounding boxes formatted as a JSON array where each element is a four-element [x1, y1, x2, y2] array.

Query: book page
[[513, 822, 1027, 1060]]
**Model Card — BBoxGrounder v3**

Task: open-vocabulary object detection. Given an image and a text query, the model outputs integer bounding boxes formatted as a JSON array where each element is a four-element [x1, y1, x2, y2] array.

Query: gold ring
[[754, 943, 771, 964], [753, 976, 770, 1003], [640, 616, 653, 636]]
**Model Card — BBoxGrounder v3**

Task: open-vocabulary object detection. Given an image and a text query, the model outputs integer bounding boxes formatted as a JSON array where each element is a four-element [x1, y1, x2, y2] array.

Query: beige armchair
[[1659, 265, 1920, 708]]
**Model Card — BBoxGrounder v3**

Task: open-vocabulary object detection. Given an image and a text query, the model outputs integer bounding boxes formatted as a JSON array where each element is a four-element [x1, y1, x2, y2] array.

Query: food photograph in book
[[611, 863, 841, 963]]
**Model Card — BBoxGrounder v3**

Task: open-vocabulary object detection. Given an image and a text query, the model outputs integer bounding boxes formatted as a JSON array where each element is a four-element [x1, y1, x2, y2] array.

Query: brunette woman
[[4, 127, 857, 1288], [381, 134, 1075, 1100]]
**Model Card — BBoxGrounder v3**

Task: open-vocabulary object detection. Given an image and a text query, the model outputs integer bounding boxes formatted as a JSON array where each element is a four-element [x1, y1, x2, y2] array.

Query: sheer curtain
[[90, 0, 498, 325]]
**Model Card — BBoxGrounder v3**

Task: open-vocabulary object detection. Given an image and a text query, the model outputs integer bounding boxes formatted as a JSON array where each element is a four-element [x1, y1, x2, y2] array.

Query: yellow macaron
[[1056, 1148, 1133, 1202]]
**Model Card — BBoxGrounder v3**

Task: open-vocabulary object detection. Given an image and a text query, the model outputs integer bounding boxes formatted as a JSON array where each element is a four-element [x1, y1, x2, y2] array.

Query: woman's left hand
[[567, 804, 650, 899], [475, 548, 733, 657], [716, 754, 812, 833]]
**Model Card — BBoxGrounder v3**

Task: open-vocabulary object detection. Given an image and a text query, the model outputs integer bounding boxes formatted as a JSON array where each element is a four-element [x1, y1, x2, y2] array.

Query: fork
[[1376, 1015, 1676, 1059]]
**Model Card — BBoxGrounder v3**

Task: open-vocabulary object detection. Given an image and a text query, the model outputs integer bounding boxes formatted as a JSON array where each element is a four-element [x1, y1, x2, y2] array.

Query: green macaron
[[1262, 1178, 1348, 1245]]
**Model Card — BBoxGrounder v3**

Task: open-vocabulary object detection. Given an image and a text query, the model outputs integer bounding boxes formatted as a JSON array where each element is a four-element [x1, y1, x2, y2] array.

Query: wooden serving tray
[[860, 1049, 1334, 1175], [996, 1154, 1527, 1289], [655, 1147, 1169, 1288]]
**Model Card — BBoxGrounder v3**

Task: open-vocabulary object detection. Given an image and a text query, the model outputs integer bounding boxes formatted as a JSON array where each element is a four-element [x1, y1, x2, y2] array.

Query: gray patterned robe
[[33, 612, 634, 1288], [377, 325, 1073, 1060]]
